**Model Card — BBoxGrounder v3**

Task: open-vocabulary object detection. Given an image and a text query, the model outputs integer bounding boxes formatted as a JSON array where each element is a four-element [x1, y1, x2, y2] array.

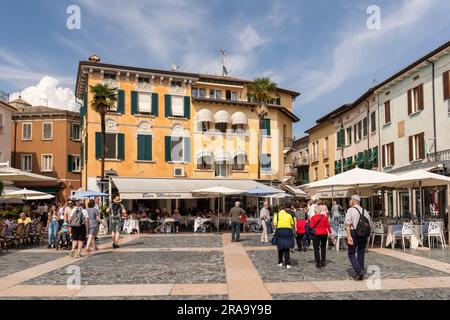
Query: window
[[409, 133, 425, 162], [215, 122, 228, 133], [443, 70, 450, 100], [0, 113, 3, 133], [137, 135, 153, 161], [22, 123, 32, 140], [171, 95, 184, 117], [71, 123, 81, 140], [42, 122, 53, 140], [407, 84, 424, 115], [138, 92, 152, 113], [0, 152, 2, 161], [232, 154, 246, 171], [346, 127, 352, 146], [363, 117, 368, 137], [357, 121, 362, 141], [384, 101, 391, 124], [105, 133, 118, 159], [103, 72, 117, 80], [21, 154, 32, 172], [171, 80, 182, 88], [262, 119, 271, 136], [323, 137, 329, 158], [198, 121, 211, 132], [324, 164, 329, 178], [260, 153, 271, 172], [192, 88, 206, 98], [209, 89, 221, 99], [226, 90, 237, 101], [197, 155, 212, 170], [69, 155, 81, 172], [370, 111, 376, 133], [108, 89, 119, 112], [171, 137, 184, 162], [232, 123, 245, 134], [41, 154, 53, 172], [311, 141, 319, 162], [336, 129, 345, 148], [215, 161, 228, 177], [382, 142, 395, 167], [313, 167, 318, 181], [138, 77, 150, 84]]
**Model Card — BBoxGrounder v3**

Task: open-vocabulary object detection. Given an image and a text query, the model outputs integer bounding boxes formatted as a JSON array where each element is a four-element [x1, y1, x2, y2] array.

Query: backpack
[[70, 208, 84, 227], [354, 207, 371, 237], [111, 204, 122, 220]]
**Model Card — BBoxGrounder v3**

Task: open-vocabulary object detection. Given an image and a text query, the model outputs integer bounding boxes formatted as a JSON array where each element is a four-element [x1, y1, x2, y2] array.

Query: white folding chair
[[371, 221, 385, 248], [427, 221, 446, 250], [392, 222, 413, 250], [335, 224, 347, 252]]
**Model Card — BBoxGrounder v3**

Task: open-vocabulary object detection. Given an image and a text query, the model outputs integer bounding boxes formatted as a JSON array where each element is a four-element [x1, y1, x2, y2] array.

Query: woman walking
[[310, 205, 334, 268], [47, 205, 59, 248], [259, 202, 270, 244], [273, 203, 295, 269], [86, 200, 100, 251]]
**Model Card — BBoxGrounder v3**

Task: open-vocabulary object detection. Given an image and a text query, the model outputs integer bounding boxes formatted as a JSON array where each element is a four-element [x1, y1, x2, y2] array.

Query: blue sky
[[0, 0, 449, 137]]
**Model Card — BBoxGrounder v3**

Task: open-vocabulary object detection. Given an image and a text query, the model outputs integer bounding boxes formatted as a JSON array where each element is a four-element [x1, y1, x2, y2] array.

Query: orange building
[[9, 98, 81, 202]]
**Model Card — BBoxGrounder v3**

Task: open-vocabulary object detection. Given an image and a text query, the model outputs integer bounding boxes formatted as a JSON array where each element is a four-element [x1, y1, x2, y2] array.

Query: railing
[[284, 164, 295, 177], [428, 149, 450, 162], [323, 149, 329, 159], [293, 156, 309, 166], [283, 137, 293, 148], [101, 78, 119, 89]]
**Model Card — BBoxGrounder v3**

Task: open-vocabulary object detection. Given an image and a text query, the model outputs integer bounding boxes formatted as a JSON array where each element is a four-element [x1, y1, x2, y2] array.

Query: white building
[[376, 41, 450, 216], [0, 101, 17, 163]]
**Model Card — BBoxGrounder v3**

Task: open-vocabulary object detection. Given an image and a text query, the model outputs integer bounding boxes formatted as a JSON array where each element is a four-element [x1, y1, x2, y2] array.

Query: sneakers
[[353, 272, 365, 281], [277, 263, 283, 267], [69, 251, 75, 258], [47, 245, 52, 249], [316, 263, 322, 269], [286, 265, 292, 270], [112, 243, 120, 249]]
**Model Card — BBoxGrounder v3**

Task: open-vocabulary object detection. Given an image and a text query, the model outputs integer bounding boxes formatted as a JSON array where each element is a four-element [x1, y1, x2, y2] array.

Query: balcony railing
[[284, 164, 295, 177], [283, 137, 293, 149], [293, 156, 309, 167], [427, 149, 450, 162], [323, 150, 329, 159]]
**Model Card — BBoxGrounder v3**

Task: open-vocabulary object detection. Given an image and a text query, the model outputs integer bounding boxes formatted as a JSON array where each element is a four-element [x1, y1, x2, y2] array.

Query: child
[[296, 215, 308, 251], [240, 212, 248, 233]]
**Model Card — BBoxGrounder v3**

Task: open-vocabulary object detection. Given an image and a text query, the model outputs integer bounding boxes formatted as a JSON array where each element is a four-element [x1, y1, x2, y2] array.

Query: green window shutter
[[151, 93, 159, 116], [137, 135, 144, 160], [67, 155, 73, 172], [165, 94, 172, 117], [354, 124, 357, 142], [263, 119, 271, 136], [371, 112, 376, 133], [137, 135, 152, 161], [117, 90, 125, 114], [184, 137, 190, 163], [348, 127, 352, 145], [147, 135, 153, 161], [184, 96, 191, 119], [131, 91, 138, 115], [95, 132, 102, 160], [165, 136, 172, 162], [117, 133, 125, 160], [85, 135, 88, 162], [276, 97, 281, 105], [363, 118, 368, 136]]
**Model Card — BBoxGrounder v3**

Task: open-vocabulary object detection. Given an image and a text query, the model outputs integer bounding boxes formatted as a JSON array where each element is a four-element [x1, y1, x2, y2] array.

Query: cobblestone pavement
[[24, 251, 226, 285], [1, 233, 449, 300], [273, 288, 450, 300], [248, 249, 448, 282]]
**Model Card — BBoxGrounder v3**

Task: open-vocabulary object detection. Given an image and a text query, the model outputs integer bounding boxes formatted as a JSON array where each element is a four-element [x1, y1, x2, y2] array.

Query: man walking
[[229, 201, 245, 242], [345, 195, 372, 281], [260, 202, 270, 243], [107, 195, 126, 249]]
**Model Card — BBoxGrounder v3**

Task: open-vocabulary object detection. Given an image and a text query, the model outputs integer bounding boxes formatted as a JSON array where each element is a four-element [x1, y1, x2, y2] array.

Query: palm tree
[[0, 180, 4, 196], [89, 84, 118, 183], [247, 77, 277, 179]]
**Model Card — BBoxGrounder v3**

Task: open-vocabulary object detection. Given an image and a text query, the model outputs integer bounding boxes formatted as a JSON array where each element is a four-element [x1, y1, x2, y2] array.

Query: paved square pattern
[[0, 233, 449, 299]]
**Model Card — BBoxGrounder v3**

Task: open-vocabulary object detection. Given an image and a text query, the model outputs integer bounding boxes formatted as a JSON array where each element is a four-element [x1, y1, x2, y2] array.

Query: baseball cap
[[351, 195, 361, 202]]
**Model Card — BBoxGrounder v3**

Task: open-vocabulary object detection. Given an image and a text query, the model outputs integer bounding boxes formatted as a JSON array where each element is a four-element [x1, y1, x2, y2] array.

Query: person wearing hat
[[345, 195, 372, 281], [107, 195, 126, 249]]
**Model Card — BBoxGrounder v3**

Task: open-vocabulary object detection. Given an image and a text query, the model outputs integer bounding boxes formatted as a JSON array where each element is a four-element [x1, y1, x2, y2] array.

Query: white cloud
[[9, 76, 78, 111], [238, 25, 269, 51]]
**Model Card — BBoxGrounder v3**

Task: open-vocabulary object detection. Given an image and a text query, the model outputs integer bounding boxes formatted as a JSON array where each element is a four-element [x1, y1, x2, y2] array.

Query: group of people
[[228, 195, 372, 280]]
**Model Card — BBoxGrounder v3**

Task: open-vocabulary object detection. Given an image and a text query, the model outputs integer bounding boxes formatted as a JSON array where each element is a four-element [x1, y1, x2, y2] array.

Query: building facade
[[75, 60, 299, 210], [10, 99, 81, 201], [0, 101, 16, 163], [292, 136, 309, 185]]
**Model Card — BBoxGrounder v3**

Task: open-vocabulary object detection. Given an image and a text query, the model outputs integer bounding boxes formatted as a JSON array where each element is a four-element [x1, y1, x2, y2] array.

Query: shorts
[[109, 218, 122, 233], [71, 226, 86, 241], [88, 224, 98, 236]]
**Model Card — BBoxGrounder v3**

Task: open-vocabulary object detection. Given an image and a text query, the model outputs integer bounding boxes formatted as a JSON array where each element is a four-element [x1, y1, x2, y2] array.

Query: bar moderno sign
[[119, 192, 210, 199]]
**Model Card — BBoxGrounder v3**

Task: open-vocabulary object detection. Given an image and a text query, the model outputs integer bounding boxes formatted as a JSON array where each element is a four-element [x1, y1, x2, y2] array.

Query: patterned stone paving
[[122, 235, 223, 248], [273, 288, 450, 300], [248, 249, 448, 282], [23, 251, 226, 285], [404, 248, 450, 264], [239, 234, 274, 247], [0, 253, 62, 278]]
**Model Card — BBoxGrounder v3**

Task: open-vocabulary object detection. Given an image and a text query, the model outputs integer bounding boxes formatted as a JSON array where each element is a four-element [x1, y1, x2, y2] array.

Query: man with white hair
[[259, 202, 270, 243], [345, 195, 372, 281], [229, 201, 245, 242]]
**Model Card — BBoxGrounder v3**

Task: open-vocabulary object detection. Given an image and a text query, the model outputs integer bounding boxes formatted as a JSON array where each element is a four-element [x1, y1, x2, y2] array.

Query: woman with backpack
[[272, 204, 295, 270], [310, 205, 334, 269], [69, 200, 89, 258]]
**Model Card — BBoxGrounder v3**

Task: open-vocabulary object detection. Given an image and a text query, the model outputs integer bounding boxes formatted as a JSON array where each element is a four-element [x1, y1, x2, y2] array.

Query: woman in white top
[[259, 202, 270, 243]]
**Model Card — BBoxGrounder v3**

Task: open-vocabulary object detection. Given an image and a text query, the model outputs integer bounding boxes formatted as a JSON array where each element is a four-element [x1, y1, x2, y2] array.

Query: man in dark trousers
[[229, 201, 245, 242], [345, 195, 372, 281]]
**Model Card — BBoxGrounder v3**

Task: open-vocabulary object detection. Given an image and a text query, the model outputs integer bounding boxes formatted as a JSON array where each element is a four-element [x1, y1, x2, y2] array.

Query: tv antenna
[[170, 63, 180, 71], [219, 48, 231, 76]]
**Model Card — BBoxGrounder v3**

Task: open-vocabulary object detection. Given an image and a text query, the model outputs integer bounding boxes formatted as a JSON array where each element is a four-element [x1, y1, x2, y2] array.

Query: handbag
[[271, 213, 280, 245], [310, 215, 323, 236]]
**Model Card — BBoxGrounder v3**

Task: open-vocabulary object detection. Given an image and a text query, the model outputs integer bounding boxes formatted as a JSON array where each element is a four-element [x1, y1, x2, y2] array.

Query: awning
[[281, 184, 308, 198], [196, 150, 213, 158], [342, 158, 352, 170], [355, 152, 365, 167], [230, 111, 248, 125], [196, 109, 214, 122], [111, 177, 281, 199], [214, 110, 230, 123], [232, 149, 246, 157], [334, 160, 341, 170], [0, 166, 58, 182], [214, 148, 231, 163], [369, 147, 378, 163]]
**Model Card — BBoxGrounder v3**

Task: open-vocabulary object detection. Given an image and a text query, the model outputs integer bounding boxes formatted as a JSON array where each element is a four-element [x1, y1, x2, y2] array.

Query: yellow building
[[75, 59, 299, 211]]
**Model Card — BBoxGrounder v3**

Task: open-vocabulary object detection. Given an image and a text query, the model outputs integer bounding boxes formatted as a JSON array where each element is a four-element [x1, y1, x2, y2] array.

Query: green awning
[[343, 157, 352, 169], [355, 152, 365, 167], [334, 160, 341, 170], [369, 147, 378, 162]]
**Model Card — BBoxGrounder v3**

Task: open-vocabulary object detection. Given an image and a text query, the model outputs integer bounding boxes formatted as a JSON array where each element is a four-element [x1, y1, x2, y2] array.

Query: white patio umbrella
[[192, 186, 245, 231], [1, 188, 49, 201], [0, 166, 57, 182], [26, 194, 55, 200]]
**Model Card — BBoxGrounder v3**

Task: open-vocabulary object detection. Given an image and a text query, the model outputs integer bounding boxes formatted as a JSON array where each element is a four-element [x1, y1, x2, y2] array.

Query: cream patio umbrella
[[1, 188, 49, 201]]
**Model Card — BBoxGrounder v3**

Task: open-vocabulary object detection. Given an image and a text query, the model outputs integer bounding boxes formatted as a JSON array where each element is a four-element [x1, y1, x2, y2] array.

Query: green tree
[[0, 180, 4, 196], [247, 77, 277, 179], [89, 84, 118, 183]]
